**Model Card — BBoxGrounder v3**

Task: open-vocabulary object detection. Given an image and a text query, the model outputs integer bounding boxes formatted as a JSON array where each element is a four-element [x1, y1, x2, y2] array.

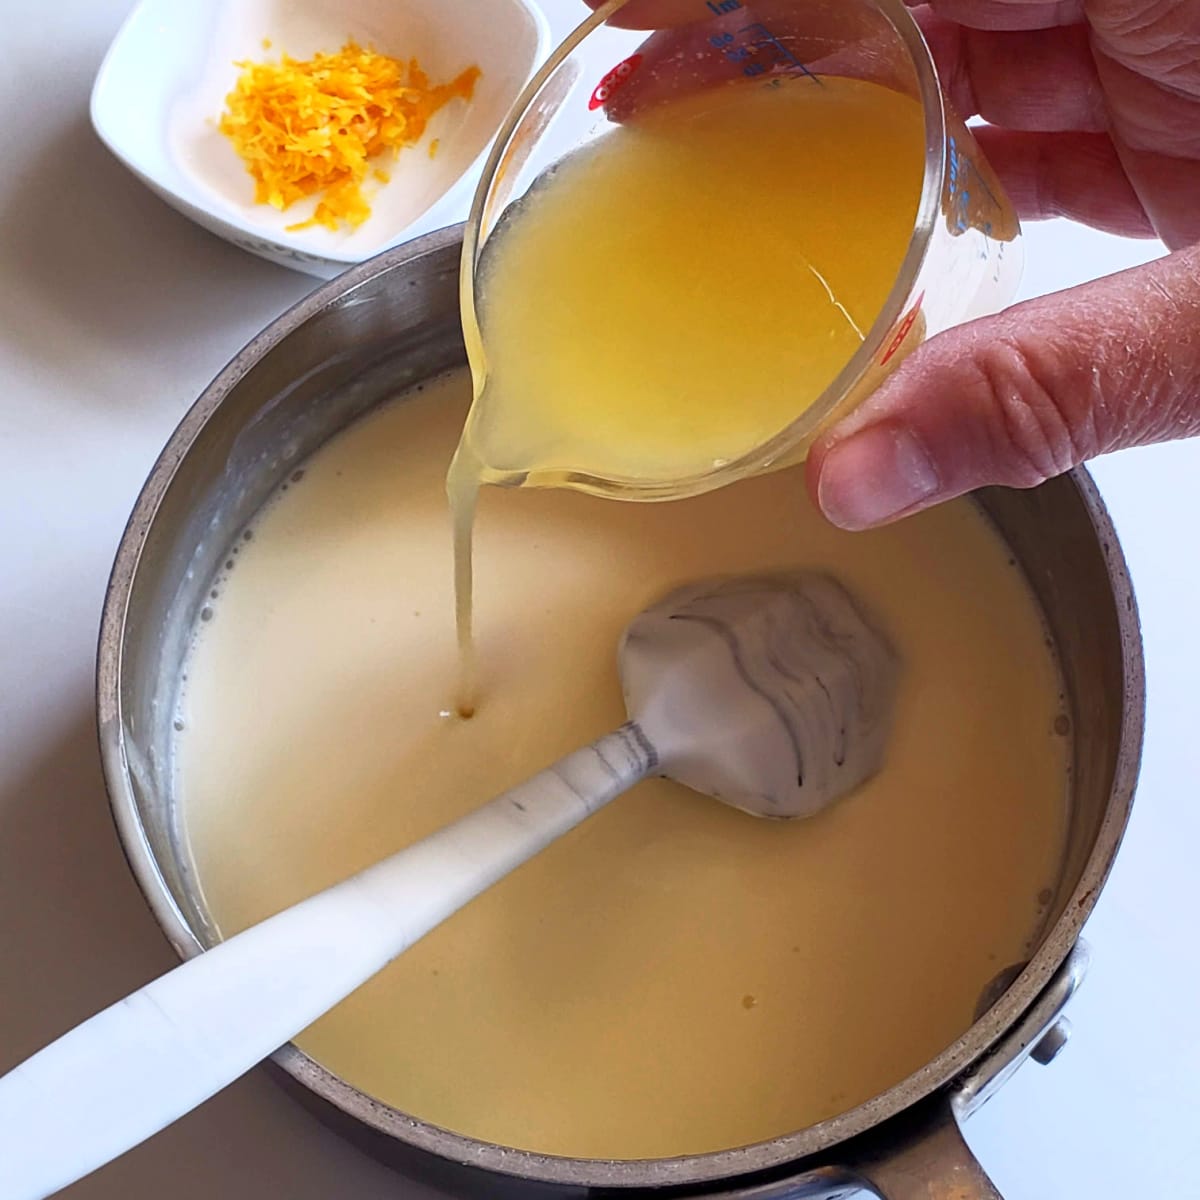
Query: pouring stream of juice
[[449, 75, 925, 709]]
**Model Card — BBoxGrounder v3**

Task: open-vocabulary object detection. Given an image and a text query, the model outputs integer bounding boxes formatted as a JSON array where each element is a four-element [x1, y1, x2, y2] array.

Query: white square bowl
[[90, 0, 550, 278]]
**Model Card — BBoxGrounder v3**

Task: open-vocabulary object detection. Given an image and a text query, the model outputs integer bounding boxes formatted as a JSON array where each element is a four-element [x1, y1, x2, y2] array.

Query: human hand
[[584, 0, 1200, 528], [809, 0, 1200, 528]]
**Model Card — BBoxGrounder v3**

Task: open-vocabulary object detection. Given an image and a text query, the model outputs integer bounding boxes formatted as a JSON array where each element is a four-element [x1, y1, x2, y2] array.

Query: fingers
[[924, 0, 1083, 29], [807, 243, 1200, 529], [1105, 139, 1200, 249], [910, 10, 1178, 242], [1089, 44, 1200, 159], [974, 127, 1156, 235], [1089, 44, 1200, 248], [596, 2, 1112, 136], [582, 0, 696, 29], [599, 4, 923, 123], [914, 12, 1107, 130], [590, 0, 700, 28], [589, 0, 1086, 32]]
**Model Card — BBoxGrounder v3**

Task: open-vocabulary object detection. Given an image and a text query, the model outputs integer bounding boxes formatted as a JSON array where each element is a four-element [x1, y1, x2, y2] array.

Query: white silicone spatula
[[0, 572, 897, 1200]]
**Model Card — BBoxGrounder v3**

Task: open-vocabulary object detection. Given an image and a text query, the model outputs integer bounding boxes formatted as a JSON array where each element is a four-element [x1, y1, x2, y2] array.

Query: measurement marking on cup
[[738, 24, 819, 82], [706, 18, 820, 83], [948, 134, 1001, 258]]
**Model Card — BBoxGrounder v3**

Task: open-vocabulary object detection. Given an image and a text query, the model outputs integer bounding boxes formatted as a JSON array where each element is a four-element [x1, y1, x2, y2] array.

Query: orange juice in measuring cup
[[453, 0, 1021, 501]]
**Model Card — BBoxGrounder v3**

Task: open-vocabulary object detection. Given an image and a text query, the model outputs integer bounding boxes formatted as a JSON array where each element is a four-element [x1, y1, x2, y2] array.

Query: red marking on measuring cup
[[589, 54, 643, 111], [880, 292, 925, 365]]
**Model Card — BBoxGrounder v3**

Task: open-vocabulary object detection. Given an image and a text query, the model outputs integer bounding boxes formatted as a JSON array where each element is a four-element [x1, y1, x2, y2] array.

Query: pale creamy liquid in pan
[[178, 371, 1068, 1160]]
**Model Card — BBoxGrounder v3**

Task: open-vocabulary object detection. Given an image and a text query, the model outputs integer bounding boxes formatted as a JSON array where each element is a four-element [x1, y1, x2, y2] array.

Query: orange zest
[[219, 40, 480, 232]]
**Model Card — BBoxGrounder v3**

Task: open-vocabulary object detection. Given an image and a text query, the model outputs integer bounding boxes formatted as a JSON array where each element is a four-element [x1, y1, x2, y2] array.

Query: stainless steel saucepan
[[97, 226, 1144, 1199]]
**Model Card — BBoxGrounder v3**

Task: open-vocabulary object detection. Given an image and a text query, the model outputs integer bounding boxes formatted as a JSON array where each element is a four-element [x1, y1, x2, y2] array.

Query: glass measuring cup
[[460, 0, 1022, 501]]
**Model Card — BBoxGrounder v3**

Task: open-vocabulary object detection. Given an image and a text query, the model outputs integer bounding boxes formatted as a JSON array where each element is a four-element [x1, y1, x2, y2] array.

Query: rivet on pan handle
[[849, 940, 1090, 1200], [847, 940, 1089, 1199], [952, 940, 1090, 1120]]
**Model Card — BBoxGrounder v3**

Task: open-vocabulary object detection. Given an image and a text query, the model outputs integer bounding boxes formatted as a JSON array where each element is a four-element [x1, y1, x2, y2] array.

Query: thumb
[[808, 242, 1200, 531]]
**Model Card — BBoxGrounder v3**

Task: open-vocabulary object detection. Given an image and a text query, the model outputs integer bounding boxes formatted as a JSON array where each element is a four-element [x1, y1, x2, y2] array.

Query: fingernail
[[817, 425, 941, 531]]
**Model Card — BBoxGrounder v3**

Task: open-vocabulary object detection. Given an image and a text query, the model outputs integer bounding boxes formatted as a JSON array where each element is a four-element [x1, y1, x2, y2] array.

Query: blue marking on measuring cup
[[948, 134, 1003, 258], [703, 0, 821, 82]]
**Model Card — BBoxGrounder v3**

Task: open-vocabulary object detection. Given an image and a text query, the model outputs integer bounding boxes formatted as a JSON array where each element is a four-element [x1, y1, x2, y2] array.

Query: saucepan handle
[[847, 1097, 1002, 1199], [696, 943, 1089, 1200], [848, 941, 1089, 1198], [689, 1097, 997, 1200]]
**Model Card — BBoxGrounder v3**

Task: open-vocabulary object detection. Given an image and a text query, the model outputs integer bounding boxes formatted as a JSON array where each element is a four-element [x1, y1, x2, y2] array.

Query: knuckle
[[970, 334, 1094, 486], [1091, 0, 1200, 71]]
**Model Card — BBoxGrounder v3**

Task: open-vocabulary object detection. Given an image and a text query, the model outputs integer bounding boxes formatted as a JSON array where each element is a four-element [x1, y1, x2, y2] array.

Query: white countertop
[[2, 3, 1197, 1197]]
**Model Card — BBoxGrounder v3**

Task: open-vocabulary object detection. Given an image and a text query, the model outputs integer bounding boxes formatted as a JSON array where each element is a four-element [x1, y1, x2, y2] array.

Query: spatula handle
[[0, 722, 656, 1200]]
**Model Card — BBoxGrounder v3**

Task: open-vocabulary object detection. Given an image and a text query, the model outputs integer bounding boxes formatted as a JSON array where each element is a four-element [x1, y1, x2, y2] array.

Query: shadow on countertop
[[0, 116, 311, 403]]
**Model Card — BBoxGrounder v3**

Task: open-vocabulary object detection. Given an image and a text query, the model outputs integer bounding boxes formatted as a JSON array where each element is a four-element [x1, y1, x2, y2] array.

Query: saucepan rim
[[96, 224, 1145, 1191]]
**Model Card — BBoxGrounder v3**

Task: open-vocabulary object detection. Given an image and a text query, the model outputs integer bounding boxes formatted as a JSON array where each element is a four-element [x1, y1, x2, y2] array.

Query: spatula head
[[619, 573, 900, 819]]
